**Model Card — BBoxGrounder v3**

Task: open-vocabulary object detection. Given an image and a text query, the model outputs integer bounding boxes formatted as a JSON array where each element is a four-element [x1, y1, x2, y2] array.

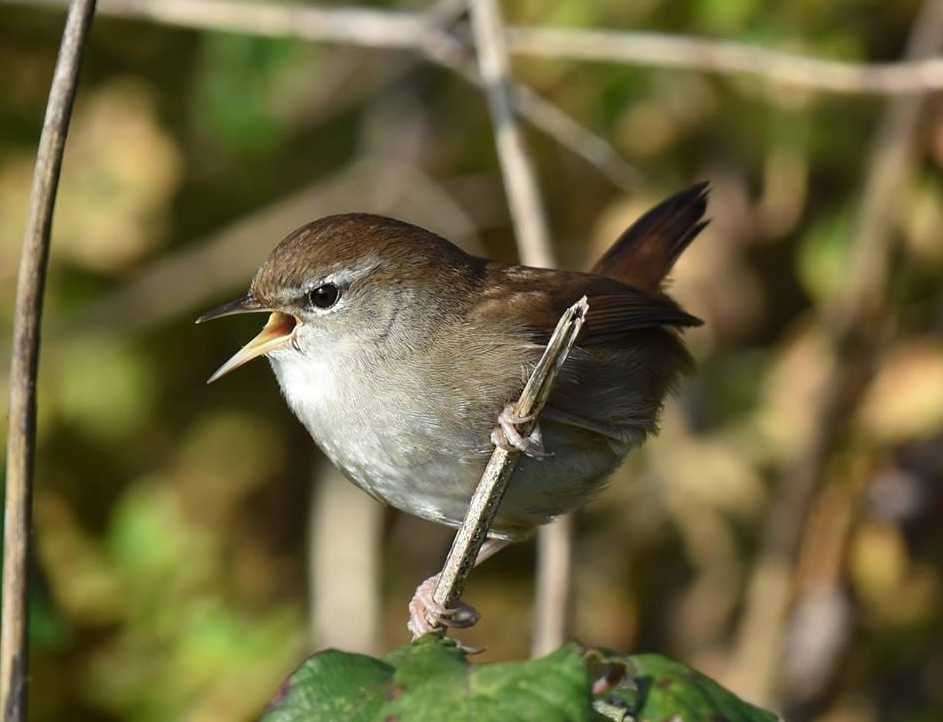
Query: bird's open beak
[[195, 292, 267, 323], [197, 294, 296, 384]]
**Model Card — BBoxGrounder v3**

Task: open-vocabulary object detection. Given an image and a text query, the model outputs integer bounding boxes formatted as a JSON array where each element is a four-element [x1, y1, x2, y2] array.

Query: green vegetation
[[262, 636, 777, 722]]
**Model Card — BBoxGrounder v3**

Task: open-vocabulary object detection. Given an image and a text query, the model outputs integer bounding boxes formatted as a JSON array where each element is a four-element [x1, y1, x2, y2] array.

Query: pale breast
[[269, 350, 490, 526], [267, 343, 635, 540]]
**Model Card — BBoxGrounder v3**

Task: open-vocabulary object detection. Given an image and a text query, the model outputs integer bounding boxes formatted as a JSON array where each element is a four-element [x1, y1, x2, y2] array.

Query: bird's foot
[[407, 574, 480, 639], [491, 404, 551, 458]]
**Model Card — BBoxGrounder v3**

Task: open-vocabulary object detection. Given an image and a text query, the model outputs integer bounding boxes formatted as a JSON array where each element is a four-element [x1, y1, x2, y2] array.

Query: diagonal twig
[[432, 298, 589, 614], [1, 1, 96, 720], [418, 35, 642, 191], [512, 85, 642, 190]]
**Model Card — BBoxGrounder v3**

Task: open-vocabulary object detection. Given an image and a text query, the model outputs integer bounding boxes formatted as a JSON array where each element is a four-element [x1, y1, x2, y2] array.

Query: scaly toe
[[494, 410, 551, 459], [407, 575, 482, 638], [498, 404, 536, 427], [407, 606, 439, 638]]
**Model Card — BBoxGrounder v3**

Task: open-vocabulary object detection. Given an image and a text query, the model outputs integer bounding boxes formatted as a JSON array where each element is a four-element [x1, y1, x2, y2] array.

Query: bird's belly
[[320, 431, 488, 528], [270, 354, 631, 539], [310, 414, 629, 540], [272, 353, 486, 523]]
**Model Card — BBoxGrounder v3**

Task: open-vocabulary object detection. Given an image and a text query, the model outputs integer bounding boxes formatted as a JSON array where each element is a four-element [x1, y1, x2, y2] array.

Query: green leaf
[[261, 649, 393, 722], [590, 652, 780, 722], [263, 637, 778, 722], [381, 637, 591, 722]]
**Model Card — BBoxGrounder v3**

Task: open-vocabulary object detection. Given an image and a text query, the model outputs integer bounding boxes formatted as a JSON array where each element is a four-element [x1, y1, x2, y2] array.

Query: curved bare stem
[[2, 1, 96, 720]]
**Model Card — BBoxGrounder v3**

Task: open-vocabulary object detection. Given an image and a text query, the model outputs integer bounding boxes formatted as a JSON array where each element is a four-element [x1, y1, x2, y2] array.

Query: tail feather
[[591, 182, 710, 291]]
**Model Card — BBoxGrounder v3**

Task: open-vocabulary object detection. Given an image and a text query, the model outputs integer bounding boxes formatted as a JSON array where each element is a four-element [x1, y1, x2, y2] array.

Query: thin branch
[[1, 1, 96, 720], [725, 0, 943, 704], [511, 85, 642, 190], [419, 35, 642, 191], [465, 0, 574, 652], [506, 26, 943, 94], [24, 0, 437, 49], [433, 298, 589, 613], [13, 0, 943, 93], [15, 0, 640, 191], [468, 0, 554, 268]]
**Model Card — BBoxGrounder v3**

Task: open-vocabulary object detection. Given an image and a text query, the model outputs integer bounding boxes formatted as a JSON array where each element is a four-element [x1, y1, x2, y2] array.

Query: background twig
[[1, 1, 96, 719], [468, 0, 553, 268], [13, 0, 639, 191], [531, 514, 573, 656], [12, 0, 943, 94], [506, 26, 943, 94], [308, 464, 382, 655], [464, 0, 572, 654], [433, 298, 589, 615]]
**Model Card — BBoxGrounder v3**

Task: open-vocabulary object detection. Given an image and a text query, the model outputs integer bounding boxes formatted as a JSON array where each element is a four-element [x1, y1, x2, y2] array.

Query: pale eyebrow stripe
[[291, 258, 382, 303]]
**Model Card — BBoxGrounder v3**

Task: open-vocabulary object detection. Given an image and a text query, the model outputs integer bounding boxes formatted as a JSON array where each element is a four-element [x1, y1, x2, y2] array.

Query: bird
[[198, 182, 708, 637]]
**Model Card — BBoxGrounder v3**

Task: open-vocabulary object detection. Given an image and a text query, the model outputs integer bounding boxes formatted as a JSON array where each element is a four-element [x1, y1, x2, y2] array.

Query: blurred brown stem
[[468, 0, 554, 268], [463, 0, 573, 652], [1, 1, 96, 720], [308, 464, 382, 655], [725, 0, 943, 705], [532, 514, 573, 656]]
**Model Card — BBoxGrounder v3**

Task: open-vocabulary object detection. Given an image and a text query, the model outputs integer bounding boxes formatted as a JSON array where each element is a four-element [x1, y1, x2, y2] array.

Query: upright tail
[[591, 182, 709, 292]]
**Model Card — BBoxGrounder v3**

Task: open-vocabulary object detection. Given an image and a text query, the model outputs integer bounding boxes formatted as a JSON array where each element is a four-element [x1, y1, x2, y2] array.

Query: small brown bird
[[199, 183, 708, 636]]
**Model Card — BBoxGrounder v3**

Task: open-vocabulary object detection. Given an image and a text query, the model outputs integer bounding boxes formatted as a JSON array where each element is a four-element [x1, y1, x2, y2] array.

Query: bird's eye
[[306, 283, 340, 309]]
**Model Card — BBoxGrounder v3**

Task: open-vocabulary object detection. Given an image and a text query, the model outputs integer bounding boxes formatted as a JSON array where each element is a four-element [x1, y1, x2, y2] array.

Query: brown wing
[[576, 289, 701, 345], [472, 265, 700, 346], [469, 264, 699, 443], [591, 182, 709, 292]]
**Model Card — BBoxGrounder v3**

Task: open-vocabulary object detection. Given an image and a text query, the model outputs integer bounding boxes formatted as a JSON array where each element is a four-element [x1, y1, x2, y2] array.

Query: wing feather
[[473, 266, 700, 345]]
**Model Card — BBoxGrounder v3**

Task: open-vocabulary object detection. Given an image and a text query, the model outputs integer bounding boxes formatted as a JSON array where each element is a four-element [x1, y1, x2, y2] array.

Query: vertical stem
[[468, 0, 555, 269], [1, 2, 96, 719], [467, 0, 572, 653], [531, 514, 573, 656], [308, 464, 382, 655]]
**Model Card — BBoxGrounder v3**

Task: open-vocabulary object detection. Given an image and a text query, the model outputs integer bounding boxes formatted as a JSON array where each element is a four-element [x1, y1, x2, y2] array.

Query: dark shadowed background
[[2, 1, 943, 720]]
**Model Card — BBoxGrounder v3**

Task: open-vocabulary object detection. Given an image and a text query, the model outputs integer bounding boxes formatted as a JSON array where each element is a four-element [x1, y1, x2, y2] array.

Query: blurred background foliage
[[1, 0, 942, 720]]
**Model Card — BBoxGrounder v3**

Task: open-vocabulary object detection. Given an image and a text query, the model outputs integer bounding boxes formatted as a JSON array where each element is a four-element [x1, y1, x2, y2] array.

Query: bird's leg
[[407, 538, 510, 639], [490, 403, 551, 458]]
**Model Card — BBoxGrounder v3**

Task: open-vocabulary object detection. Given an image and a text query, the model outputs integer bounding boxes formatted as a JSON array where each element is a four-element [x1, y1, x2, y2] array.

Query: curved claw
[[491, 404, 552, 459], [407, 575, 481, 639]]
